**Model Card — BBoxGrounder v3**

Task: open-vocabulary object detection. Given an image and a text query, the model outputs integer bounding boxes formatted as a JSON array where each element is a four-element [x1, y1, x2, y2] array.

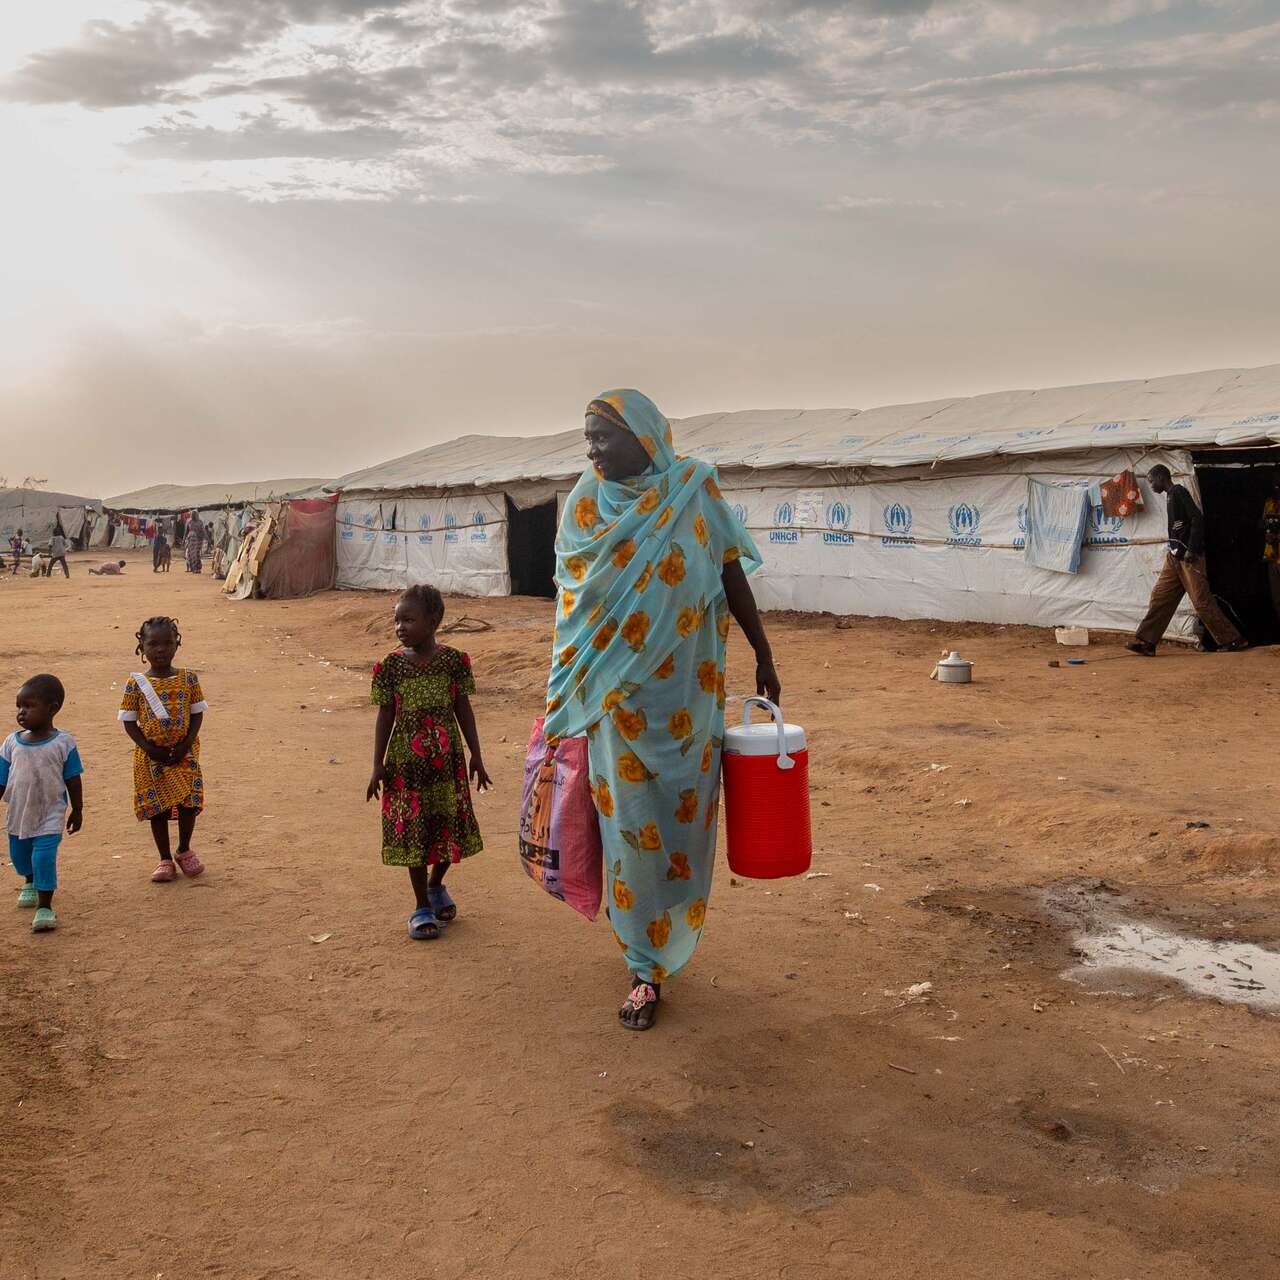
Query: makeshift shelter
[[0, 488, 103, 550], [329, 363, 1280, 642], [223, 494, 340, 600]]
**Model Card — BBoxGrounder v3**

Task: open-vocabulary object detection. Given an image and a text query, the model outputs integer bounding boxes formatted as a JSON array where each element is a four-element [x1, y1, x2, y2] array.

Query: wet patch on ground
[[920, 877, 1280, 1016], [607, 1095, 913, 1211]]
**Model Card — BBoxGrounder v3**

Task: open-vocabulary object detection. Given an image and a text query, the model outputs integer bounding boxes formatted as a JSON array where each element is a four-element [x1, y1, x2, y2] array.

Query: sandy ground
[[2, 550, 1279, 1280]]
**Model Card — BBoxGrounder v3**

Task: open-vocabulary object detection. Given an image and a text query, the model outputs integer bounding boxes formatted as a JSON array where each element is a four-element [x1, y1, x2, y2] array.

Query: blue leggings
[[8, 834, 60, 892]]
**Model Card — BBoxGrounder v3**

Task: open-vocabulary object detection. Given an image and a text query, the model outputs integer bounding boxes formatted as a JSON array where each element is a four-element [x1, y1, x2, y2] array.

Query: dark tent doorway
[[507, 497, 557, 598], [1193, 449, 1280, 647]]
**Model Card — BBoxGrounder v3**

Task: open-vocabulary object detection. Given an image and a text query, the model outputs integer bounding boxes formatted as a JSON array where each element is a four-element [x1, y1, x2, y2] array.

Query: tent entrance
[[1193, 449, 1280, 646], [506, 498, 557, 598]]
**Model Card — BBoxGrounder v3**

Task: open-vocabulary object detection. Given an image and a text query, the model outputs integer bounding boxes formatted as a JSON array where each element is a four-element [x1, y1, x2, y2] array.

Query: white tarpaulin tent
[[106, 479, 329, 510], [0, 488, 103, 549], [102, 478, 329, 550], [330, 363, 1280, 635]]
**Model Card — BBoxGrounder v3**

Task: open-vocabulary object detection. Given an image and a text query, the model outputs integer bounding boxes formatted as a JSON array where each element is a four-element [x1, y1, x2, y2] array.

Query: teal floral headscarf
[[543, 389, 760, 744]]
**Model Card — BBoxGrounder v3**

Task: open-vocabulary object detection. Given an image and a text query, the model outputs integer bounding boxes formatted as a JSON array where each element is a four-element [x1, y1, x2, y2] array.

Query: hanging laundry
[[1087, 468, 1144, 519], [1024, 479, 1090, 574]]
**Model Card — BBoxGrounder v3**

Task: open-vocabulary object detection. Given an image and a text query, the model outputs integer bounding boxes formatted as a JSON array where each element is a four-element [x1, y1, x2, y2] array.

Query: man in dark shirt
[[1128, 465, 1246, 654]]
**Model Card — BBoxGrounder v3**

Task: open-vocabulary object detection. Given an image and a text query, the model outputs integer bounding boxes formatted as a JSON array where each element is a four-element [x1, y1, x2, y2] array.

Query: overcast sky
[[1, 1, 1278, 496]]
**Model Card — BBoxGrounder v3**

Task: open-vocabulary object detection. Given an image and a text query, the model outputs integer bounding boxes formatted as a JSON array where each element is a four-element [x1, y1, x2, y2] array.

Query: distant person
[[184, 516, 204, 574], [210, 545, 227, 580], [1, 673, 85, 933], [29, 551, 46, 578], [1262, 474, 1280, 620], [47, 528, 70, 578], [118, 616, 209, 883], [1128, 464, 1247, 655], [153, 533, 171, 573], [89, 560, 127, 576], [367, 583, 491, 940], [9, 529, 25, 575]]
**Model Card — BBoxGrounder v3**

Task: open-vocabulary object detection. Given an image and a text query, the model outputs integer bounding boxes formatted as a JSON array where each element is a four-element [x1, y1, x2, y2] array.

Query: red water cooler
[[722, 697, 812, 879]]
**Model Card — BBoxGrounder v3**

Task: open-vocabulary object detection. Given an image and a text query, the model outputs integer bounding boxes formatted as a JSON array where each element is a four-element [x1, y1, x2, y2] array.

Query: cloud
[[4, 0, 1280, 201], [1, 10, 250, 108], [0, 1, 410, 108], [128, 113, 412, 160], [823, 194, 961, 212]]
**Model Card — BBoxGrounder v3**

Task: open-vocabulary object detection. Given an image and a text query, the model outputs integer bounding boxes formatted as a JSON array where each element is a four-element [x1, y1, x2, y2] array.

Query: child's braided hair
[[401, 583, 444, 624], [135, 615, 182, 656]]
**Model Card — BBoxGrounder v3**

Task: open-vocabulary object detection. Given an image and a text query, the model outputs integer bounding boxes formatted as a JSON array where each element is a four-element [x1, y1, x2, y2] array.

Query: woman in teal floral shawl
[[543, 390, 780, 1030]]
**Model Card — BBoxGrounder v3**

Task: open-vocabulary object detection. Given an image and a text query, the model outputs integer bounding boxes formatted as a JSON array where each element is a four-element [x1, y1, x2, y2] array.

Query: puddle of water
[[1066, 920, 1280, 1013]]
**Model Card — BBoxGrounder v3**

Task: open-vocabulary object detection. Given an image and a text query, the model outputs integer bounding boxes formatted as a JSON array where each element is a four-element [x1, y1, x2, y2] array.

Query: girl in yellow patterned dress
[[117, 616, 209, 883]]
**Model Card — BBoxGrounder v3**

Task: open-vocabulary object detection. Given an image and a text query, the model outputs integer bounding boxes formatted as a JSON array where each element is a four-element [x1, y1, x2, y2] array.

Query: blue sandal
[[407, 907, 441, 940], [427, 884, 457, 924]]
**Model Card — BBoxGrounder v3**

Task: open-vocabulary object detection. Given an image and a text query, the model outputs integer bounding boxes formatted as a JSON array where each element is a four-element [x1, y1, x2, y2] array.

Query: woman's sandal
[[426, 884, 457, 924], [619, 980, 661, 1031], [407, 907, 441, 941]]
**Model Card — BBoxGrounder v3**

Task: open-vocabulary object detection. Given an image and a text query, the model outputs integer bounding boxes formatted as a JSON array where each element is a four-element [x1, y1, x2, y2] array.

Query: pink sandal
[[175, 850, 205, 878], [151, 860, 177, 883]]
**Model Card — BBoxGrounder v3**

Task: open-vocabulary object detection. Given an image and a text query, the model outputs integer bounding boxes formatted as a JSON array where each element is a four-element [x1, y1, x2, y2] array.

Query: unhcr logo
[[823, 500, 854, 547], [946, 502, 982, 548], [361, 510, 377, 542], [417, 512, 433, 544], [470, 510, 488, 543], [731, 503, 748, 525], [881, 502, 914, 548], [770, 501, 798, 545], [1085, 506, 1129, 549], [1014, 501, 1028, 549], [444, 513, 459, 545]]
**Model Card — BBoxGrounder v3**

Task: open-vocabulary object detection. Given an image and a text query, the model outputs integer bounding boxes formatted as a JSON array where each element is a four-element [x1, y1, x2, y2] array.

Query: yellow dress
[[118, 671, 208, 821]]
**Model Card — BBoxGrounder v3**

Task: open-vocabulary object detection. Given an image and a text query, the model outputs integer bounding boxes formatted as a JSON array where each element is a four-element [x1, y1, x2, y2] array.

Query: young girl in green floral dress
[[368, 584, 492, 939]]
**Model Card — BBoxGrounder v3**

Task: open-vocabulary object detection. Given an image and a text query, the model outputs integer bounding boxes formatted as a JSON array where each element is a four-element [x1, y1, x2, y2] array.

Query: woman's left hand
[[756, 656, 782, 705], [470, 756, 493, 792]]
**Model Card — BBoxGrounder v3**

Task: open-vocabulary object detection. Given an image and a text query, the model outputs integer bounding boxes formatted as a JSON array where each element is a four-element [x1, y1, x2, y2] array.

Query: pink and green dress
[[372, 647, 483, 867]]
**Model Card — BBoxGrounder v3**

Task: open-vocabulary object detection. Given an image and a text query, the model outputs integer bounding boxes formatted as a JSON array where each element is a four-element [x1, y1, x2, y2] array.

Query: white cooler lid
[[725, 720, 806, 756]]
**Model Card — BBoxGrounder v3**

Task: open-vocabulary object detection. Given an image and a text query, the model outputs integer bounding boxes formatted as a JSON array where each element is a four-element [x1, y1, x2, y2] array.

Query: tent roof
[[106, 479, 329, 511], [0, 486, 102, 510], [332, 362, 1280, 493]]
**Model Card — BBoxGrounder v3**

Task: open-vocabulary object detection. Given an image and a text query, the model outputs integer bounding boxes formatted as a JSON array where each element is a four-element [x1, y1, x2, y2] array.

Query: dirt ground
[[2, 549, 1279, 1280]]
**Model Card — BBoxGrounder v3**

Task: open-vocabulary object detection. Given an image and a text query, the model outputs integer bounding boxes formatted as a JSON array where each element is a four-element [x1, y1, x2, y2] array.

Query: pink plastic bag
[[518, 718, 603, 921]]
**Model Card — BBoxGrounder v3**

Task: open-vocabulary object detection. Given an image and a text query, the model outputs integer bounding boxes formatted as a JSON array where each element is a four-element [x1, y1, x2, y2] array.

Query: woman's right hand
[[367, 764, 387, 802], [756, 654, 782, 705]]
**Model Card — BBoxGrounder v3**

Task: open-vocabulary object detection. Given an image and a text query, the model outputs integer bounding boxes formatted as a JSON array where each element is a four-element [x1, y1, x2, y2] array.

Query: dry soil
[[2, 551, 1278, 1279]]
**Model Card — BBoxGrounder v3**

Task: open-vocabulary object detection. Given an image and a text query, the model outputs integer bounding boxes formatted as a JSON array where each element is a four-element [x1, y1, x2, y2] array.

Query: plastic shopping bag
[[518, 718, 603, 921]]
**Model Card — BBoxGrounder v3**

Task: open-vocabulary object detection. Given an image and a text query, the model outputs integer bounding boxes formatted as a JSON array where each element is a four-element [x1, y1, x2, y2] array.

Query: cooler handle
[[741, 697, 795, 771]]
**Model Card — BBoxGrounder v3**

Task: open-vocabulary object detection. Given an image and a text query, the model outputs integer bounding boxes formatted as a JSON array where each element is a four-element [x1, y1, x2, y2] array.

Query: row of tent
[[9, 362, 1280, 638], [322, 361, 1280, 641]]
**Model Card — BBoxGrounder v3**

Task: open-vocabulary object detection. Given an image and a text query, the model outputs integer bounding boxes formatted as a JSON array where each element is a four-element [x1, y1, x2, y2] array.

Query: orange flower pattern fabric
[[543, 389, 761, 985]]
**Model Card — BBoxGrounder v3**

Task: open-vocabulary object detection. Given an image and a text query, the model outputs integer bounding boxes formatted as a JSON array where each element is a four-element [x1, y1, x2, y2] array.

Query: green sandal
[[16, 884, 38, 908], [32, 907, 57, 932]]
